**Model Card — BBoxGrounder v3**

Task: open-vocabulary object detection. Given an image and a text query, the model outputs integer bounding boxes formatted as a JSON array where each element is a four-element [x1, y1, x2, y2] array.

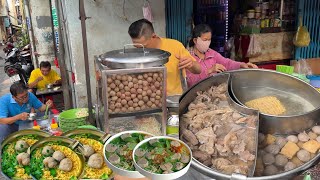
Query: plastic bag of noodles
[[293, 16, 310, 47]]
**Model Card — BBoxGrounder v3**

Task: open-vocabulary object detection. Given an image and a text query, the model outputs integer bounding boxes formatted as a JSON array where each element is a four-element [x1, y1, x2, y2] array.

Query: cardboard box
[[290, 58, 320, 75]]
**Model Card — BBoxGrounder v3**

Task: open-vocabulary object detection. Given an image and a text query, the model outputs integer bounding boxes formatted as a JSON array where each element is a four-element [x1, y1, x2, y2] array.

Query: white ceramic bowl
[[103, 130, 154, 178], [133, 136, 192, 180]]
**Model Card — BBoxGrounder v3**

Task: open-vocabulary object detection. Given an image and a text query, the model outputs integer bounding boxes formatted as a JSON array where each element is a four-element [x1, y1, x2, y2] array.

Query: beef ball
[[88, 153, 104, 169], [312, 126, 320, 134], [265, 144, 281, 155], [15, 140, 29, 152], [298, 132, 310, 142], [83, 145, 95, 157], [297, 149, 311, 162], [286, 135, 298, 143], [16, 152, 30, 166], [275, 136, 287, 148], [52, 151, 65, 161], [42, 146, 54, 156], [263, 165, 278, 176], [43, 157, 57, 168], [263, 153, 275, 165], [284, 162, 296, 171], [59, 158, 73, 172], [275, 154, 288, 167]]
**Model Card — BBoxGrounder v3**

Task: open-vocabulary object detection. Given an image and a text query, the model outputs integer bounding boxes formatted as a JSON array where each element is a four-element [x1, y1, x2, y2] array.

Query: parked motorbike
[[4, 44, 34, 85]]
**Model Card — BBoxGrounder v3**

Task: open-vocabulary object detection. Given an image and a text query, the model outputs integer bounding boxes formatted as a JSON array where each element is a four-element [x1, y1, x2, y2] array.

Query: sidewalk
[[0, 45, 10, 97]]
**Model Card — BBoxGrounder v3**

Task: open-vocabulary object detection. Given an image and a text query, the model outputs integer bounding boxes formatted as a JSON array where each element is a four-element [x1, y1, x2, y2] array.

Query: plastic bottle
[[32, 120, 41, 130], [49, 118, 63, 136]]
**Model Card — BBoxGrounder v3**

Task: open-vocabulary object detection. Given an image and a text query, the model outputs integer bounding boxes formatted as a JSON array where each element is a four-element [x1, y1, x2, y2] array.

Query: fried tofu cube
[[302, 140, 320, 154], [280, 141, 300, 159], [265, 134, 276, 145]]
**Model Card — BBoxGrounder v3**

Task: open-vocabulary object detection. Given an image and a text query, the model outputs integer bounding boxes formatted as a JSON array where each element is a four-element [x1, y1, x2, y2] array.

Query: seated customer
[[28, 61, 61, 89], [187, 24, 258, 87], [0, 83, 52, 143]]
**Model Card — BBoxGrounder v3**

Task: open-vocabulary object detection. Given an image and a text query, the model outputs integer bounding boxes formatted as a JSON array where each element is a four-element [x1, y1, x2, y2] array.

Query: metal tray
[[179, 73, 260, 179]]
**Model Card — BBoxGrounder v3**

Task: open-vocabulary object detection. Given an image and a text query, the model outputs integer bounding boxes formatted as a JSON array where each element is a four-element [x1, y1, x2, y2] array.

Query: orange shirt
[[159, 38, 196, 95]]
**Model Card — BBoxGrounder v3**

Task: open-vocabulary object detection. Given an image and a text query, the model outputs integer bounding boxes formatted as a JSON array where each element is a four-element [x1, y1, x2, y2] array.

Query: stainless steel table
[[36, 86, 63, 96], [18, 113, 59, 130]]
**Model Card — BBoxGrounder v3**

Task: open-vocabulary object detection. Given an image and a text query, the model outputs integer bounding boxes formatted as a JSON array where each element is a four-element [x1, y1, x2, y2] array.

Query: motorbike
[[4, 44, 34, 85]]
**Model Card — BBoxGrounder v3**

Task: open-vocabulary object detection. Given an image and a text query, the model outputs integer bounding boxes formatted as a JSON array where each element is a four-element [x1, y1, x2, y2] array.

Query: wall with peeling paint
[[28, 0, 56, 67], [62, 0, 166, 107]]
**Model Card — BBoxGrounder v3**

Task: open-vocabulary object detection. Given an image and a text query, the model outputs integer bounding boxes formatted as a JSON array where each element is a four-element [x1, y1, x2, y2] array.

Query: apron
[[0, 123, 19, 145]]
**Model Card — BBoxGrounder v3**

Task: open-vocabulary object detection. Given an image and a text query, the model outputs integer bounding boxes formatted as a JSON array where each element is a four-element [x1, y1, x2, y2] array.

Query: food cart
[[95, 44, 170, 135]]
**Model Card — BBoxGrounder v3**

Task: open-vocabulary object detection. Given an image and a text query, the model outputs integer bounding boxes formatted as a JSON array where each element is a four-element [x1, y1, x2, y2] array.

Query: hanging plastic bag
[[295, 59, 313, 76], [246, 34, 262, 58], [224, 36, 234, 52], [293, 16, 310, 47], [142, 0, 153, 22]]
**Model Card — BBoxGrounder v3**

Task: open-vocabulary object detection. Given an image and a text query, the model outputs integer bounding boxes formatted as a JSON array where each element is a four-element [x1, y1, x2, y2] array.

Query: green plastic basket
[[58, 108, 89, 132], [276, 65, 294, 75]]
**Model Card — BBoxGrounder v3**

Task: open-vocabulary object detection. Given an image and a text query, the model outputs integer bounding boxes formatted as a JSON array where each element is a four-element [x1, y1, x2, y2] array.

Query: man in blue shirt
[[0, 83, 52, 143]]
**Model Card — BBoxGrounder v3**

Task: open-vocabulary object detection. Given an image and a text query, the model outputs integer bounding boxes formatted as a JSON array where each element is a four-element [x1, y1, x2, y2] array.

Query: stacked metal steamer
[[95, 45, 170, 135]]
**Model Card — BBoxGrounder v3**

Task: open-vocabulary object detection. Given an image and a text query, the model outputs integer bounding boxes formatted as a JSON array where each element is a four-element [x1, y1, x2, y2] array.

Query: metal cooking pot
[[96, 44, 170, 69], [180, 73, 260, 179], [230, 69, 320, 134], [179, 72, 320, 180]]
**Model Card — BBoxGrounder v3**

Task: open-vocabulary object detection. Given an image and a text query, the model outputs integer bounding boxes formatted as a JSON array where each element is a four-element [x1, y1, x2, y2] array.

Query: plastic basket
[[276, 65, 294, 75], [58, 108, 89, 132]]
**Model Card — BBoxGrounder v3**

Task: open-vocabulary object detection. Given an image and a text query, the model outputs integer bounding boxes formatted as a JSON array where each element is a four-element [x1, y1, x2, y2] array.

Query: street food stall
[[95, 44, 170, 136]]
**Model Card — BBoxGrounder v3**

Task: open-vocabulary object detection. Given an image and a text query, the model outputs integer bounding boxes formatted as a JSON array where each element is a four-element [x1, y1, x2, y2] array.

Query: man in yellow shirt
[[128, 19, 202, 95], [28, 61, 61, 89]]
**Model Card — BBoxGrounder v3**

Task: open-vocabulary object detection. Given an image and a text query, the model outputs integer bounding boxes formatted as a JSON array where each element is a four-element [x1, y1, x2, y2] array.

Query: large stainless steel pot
[[230, 69, 320, 134], [179, 72, 320, 180], [180, 73, 260, 180]]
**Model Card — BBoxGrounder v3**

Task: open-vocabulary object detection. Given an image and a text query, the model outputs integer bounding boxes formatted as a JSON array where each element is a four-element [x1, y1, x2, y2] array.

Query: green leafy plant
[[15, 29, 30, 49]]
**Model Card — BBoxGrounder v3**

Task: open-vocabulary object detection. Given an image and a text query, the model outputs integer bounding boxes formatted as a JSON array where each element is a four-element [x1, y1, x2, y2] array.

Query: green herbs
[[106, 133, 148, 171], [30, 150, 45, 180], [134, 138, 190, 174], [1, 135, 39, 178]]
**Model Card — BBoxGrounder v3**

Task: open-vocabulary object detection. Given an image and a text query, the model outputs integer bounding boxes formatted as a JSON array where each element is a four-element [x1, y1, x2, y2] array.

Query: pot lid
[[98, 44, 171, 69]]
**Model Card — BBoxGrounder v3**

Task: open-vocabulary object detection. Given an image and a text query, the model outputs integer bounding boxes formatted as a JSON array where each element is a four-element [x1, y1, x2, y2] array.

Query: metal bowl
[[133, 136, 192, 180], [0, 129, 51, 179], [62, 128, 110, 142], [103, 130, 154, 178], [230, 69, 320, 134], [29, 136, 85, 180], [28, 113, 37, 120]]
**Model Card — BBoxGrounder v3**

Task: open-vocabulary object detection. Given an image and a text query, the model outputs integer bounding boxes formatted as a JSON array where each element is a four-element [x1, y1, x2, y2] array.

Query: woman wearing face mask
[[186, 24, 258, 87]]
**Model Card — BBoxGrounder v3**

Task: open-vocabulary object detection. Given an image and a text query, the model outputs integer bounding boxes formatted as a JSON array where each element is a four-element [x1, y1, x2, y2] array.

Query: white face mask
[[195, 37, 211, 53]]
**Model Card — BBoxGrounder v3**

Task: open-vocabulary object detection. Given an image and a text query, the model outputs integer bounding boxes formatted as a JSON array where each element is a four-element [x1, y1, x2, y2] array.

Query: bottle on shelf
[[49, 118, 63, 136]]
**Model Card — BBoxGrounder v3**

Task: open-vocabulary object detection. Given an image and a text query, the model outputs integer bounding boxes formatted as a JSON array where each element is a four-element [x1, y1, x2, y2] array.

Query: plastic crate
[[276, 65, 294, 75]]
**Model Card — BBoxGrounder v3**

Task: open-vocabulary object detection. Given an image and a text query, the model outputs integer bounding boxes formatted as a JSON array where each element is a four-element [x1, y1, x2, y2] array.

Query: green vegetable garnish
[[100, 173, 109, 179], [49, 168, 57, 177]]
